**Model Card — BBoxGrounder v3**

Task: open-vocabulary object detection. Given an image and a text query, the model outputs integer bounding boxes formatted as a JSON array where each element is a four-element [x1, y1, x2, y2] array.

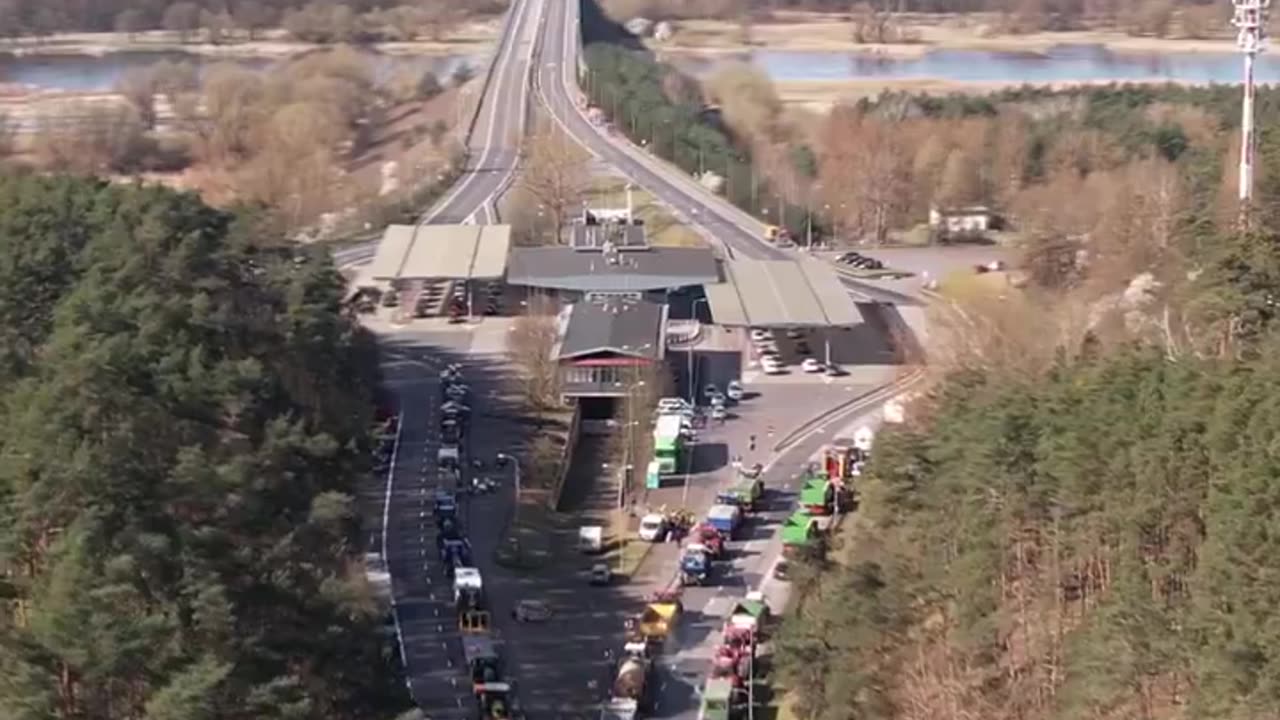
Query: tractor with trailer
[[598, 642, 653, 720], [679, 544, 710, 586]]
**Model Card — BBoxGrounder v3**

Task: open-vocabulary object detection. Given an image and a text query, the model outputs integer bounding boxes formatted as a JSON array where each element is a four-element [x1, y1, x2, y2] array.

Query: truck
[[652, 414, 686, 475], [440, 538, 472, 574], [462, 633, 502, 690], [799, 477, 835, 515], [717, 477, 764, 513], [434, 491, 458, 524], [705, 504, 743, 539], [599, 644, 652, 720], [438, 443, 460, 470], [624, 590, 682, 650], [781, 511, 822, 560], [454, 566, 485, 619], [679, 544, 710, 586]]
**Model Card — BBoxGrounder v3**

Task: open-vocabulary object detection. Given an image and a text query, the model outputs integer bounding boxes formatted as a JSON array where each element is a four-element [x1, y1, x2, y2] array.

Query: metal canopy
[[369, 224, 512, 281], [705, 258, 861, 328]]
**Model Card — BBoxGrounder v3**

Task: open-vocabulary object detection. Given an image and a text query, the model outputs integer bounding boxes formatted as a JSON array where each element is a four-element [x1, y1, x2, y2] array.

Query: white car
[[750, 329, 772, 342], [785, 328, 805, 340], [638, 514, 667, 542], [656, 397, 692, 414], [761, 358, 785, 375], [725, 380, 744, 401], [801, 358, 825, 373]]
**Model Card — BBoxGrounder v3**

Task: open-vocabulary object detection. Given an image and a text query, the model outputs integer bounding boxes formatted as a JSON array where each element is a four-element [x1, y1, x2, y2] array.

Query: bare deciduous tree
[[507, 295, 563, 413], [518, 129, 589, 243], [818, 108, 912, 244]]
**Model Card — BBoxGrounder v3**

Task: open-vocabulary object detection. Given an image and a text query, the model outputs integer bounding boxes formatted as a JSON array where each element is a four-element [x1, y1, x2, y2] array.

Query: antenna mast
[[1234, 0, 1271, 204]]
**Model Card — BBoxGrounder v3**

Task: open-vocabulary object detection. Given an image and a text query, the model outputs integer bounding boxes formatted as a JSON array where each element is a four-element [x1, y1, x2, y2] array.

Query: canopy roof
[[704, 257, 862, 327], [368, 223, 511, 281]]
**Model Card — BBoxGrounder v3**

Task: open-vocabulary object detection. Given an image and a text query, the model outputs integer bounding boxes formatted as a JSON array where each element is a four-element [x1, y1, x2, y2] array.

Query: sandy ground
[[0, 21, 500, 59], [651, 11, 1238, 58]]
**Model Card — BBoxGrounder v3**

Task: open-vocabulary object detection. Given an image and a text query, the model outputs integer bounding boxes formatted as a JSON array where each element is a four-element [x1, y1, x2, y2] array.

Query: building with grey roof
[[507, 244, 720, 295], [554, 298, 668, 399]]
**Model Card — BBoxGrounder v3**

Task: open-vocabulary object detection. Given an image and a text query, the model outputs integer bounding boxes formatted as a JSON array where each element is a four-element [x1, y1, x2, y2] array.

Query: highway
[[368, 2, 925, 718], [422, 0, 543, 226], [533, 0, 918, 306]]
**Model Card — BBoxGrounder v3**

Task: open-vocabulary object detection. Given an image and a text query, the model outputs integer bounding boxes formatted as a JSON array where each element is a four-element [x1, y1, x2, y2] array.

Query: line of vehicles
[[433, 363, 521, 720]]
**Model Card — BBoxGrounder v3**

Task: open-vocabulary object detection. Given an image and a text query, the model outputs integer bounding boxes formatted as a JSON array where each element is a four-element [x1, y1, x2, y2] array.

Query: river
[[672, 44, 1280, 85], [0, 50, 478, 93]]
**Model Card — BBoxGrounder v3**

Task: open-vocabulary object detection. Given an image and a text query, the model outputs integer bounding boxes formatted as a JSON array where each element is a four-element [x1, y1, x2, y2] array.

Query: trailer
[[476, 681, 515, 719], [463, 634, 502, 690], [599, 645, 651, 720], [705, 504, 743, 539]]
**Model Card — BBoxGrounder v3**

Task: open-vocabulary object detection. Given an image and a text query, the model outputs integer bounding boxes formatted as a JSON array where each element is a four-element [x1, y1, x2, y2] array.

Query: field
[[0, 21, 500, 59], [651, 11, 1237, 58]]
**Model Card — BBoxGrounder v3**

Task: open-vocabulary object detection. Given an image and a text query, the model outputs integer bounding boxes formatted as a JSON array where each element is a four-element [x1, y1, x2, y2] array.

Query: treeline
[[0, 0, 506, 40], [583, 43, 812, 235], [0, 174, 407, 719], [580, 40, 1261, 255], [776, 326, 1280, 719]]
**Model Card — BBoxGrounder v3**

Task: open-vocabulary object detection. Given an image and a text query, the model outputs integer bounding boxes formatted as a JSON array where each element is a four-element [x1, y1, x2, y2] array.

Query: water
[[673, 44, 1280, 86], [0, 50, 479, 92]]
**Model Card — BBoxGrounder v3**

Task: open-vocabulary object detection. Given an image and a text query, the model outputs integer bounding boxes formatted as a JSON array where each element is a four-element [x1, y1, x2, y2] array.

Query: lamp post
[[497, 453, 520, 505]]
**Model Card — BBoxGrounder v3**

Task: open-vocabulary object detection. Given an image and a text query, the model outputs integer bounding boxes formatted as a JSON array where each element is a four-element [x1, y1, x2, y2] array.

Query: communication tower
[[1233, 0, 1272, 204]]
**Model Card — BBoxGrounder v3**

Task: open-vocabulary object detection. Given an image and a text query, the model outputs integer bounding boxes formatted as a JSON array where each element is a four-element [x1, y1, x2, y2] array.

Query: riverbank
[[650, 11, 1237, 59], [0, 21, 500, 59], [773, 76, 1194, 109]]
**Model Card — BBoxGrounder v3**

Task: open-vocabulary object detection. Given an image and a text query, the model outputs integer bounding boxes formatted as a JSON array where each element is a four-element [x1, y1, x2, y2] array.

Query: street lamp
[[496, 453, 520, 505]]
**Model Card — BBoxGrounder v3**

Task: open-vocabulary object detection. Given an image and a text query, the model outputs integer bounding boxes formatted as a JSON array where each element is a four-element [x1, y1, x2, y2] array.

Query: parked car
[[514, 599, 552, 622], [638, 513, 668, 542], [801, 358, 825, 373], [725, 380, 745, 401], [749, 328, 772, 342], [703, 383, 720, 400], [785, 328, 805, 340], [761, 357, 785, 375], [657, 397, 693, 415]]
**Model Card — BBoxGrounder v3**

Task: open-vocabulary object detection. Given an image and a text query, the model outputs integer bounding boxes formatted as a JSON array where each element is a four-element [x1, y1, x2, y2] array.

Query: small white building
[[928, 205, 999, 235]]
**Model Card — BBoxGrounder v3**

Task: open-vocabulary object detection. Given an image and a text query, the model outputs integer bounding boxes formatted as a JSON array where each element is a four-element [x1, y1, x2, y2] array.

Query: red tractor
[[710, 641, 751, 688], [689, 523, 725, 558]]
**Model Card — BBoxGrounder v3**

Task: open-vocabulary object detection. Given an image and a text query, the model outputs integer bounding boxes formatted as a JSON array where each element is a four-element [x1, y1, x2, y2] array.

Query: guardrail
[[458, 0, 519, 148]]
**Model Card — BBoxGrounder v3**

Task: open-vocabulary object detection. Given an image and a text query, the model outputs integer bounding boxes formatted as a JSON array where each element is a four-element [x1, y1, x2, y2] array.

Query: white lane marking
[[382, 410, 407, 667]]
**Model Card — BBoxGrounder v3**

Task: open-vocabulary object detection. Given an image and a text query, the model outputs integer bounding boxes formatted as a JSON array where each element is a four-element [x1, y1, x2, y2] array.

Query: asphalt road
[[423, 0, 543, 226], [381, 330, 541, 720]]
